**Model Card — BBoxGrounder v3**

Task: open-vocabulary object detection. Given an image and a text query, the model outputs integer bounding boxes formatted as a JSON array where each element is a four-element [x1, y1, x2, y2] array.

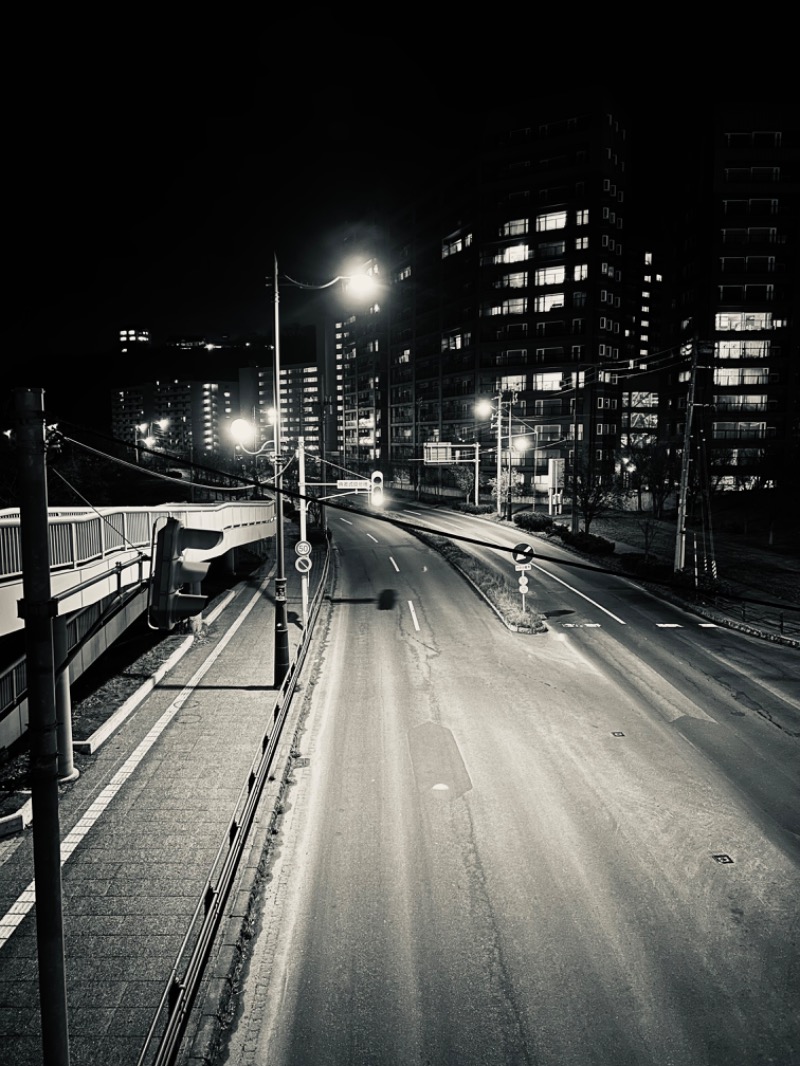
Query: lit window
[[535, 266, 565, 286], [501, 219, 528, 237], [536, 210, 567, 232]]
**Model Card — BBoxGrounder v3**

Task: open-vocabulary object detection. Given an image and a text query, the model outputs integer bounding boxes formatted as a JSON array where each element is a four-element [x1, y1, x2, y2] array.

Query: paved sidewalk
[[0, 538, 327, 1066]]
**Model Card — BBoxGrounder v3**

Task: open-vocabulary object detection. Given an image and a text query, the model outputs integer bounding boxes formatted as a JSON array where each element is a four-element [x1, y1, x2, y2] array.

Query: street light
[[475, 391, 518, 518], [267, 253, 378, 683], [134, 418, 169, 462], [230, 404, 293, 684]]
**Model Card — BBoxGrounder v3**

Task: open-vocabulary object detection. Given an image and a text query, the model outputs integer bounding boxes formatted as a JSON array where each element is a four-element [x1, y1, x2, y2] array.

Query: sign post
[[511, 542, 535, 613]]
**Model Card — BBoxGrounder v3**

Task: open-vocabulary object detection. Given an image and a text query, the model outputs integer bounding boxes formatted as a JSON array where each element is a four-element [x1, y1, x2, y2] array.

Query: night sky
[[3, 30, 793, 434]]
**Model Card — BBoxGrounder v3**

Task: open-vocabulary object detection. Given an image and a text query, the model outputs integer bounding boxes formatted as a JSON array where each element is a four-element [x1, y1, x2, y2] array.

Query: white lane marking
[[0, 570, 274, 951], [340, 517, 353, 525], [699, 623, 718, 628], [367, 533, 378, 543], [403, 509, 424, 517], [389, 556, 400, 572], [432, 783, 450, 791], [408, 601, 421, 631], [657, 623, 683, 628], [531, 562, 627, 625]]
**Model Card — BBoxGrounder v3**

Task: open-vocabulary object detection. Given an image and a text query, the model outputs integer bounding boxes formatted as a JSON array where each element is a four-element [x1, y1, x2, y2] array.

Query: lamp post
[[475, 391, 518, 518], [230, 403, 293, 685], [269, 253, 378, 681], [134, 418, 169, 463]]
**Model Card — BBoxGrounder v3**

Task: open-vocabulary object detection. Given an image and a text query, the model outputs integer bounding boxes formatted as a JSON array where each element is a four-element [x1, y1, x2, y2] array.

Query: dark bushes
[[453, 502, 496, 515], [512, 511, 555, 533], [549, 525, 616, 555]]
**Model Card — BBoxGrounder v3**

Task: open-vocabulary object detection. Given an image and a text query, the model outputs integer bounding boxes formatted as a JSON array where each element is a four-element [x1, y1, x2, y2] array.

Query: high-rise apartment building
[[675, 105, 799, 495], [335, 95, 797, 510], [374, 94, 634, 497]]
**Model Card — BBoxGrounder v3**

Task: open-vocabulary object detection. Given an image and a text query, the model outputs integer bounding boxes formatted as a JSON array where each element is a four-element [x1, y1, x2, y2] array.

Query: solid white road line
[[531, 562, 627, 625]]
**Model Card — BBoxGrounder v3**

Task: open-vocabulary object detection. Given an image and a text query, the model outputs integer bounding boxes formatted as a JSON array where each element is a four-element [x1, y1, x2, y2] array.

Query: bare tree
[[573, 452, 622, 533]]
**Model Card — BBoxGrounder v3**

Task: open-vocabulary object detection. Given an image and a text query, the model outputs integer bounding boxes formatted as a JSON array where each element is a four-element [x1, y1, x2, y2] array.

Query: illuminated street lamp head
[[513, 436, 530, 454], [343, 271, 377, 302], [474, 399, 493, 419], [230, 418, 257, 450]]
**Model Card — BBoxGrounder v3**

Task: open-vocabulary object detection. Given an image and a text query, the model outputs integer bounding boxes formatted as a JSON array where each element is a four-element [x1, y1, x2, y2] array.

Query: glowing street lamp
[[134, 418, 169, 462], [475, 392, 519, 518], [263, 253, 378, 683], [230, 411, 293, 683]]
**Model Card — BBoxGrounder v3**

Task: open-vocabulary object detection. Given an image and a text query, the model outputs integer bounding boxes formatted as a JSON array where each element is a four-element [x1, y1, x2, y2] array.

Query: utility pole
[[674, 341, 698, 572], [506, 399, 514, 520], [495, 391, 503, 517], [15, 387, 71, 1066], [571, 357, 581, 533], [272, 253, 290, 684]]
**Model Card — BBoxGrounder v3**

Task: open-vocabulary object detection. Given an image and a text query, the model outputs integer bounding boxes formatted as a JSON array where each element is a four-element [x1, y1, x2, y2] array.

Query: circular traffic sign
[[295, 555, 313, 573], [512, 542, 535, 564], [518, 577, 529, 591], [295, 540, 312, 557]]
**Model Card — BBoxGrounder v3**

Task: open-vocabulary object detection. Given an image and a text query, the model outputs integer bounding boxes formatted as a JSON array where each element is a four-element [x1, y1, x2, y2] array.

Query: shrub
[[452, 502, 496, 515], [513, 511, 555, 533], [557, 528, 616, 555]]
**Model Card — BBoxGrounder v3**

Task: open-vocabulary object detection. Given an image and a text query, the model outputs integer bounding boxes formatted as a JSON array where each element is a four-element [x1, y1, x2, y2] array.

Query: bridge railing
[[0, 501, 276, 754], [0, 502, 275, 582]]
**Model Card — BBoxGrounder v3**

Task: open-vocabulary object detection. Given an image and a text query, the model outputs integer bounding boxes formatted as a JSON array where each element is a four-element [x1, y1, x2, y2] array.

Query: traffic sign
[[518, 576, 529, 591], [336, 479, 368, 489], [295, 556, 313, 573], [295, 540, 312, 557], [512, 542, 535, 564], [515, 563, 532, 572]]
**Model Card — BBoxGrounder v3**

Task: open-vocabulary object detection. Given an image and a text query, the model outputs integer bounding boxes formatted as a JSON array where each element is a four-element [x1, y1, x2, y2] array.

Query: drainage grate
[[612, 731, 625, 737], [712, 854, 734, 864]]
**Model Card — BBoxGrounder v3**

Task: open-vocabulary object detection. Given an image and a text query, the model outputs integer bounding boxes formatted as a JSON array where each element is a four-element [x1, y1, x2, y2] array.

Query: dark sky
[[3, 31, 794, 432]]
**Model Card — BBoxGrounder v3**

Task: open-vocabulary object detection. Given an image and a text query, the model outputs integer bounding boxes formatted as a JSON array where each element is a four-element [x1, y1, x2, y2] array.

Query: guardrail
[[0, 502, 276, 750], [0, 502, 274, 582], [136, 535, 331, 1066]]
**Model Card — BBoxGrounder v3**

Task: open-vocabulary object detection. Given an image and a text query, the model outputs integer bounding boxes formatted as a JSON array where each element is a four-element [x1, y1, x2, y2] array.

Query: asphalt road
[[211, 505, 800, 1066]]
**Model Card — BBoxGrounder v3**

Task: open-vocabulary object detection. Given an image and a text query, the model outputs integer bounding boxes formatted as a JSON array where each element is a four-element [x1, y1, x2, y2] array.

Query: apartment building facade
[[675, 105, 799, 495], [336, 95, 797, 509]]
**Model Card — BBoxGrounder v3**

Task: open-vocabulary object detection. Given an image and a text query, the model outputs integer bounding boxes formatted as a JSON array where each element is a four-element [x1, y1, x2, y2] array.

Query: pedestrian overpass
[[0, 501, 276, 755]]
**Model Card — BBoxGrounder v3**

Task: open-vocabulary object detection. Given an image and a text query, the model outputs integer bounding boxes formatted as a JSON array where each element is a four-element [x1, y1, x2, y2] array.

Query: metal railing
[[0, 502, 274, 582], [137, 537, 332, 1066]]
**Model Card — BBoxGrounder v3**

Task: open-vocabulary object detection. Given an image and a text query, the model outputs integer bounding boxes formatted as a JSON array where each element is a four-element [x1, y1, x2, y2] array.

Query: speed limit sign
[[295, 540, 312, 557], [518, 576, 529, 591]]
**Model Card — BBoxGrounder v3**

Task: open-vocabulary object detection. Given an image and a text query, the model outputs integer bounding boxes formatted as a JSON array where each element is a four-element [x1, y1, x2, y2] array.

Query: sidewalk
[[0, 533, 328, 1065]]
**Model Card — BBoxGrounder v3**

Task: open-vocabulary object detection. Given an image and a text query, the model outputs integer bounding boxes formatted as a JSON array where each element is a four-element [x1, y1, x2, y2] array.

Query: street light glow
[[230, 418, 257, 448]]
